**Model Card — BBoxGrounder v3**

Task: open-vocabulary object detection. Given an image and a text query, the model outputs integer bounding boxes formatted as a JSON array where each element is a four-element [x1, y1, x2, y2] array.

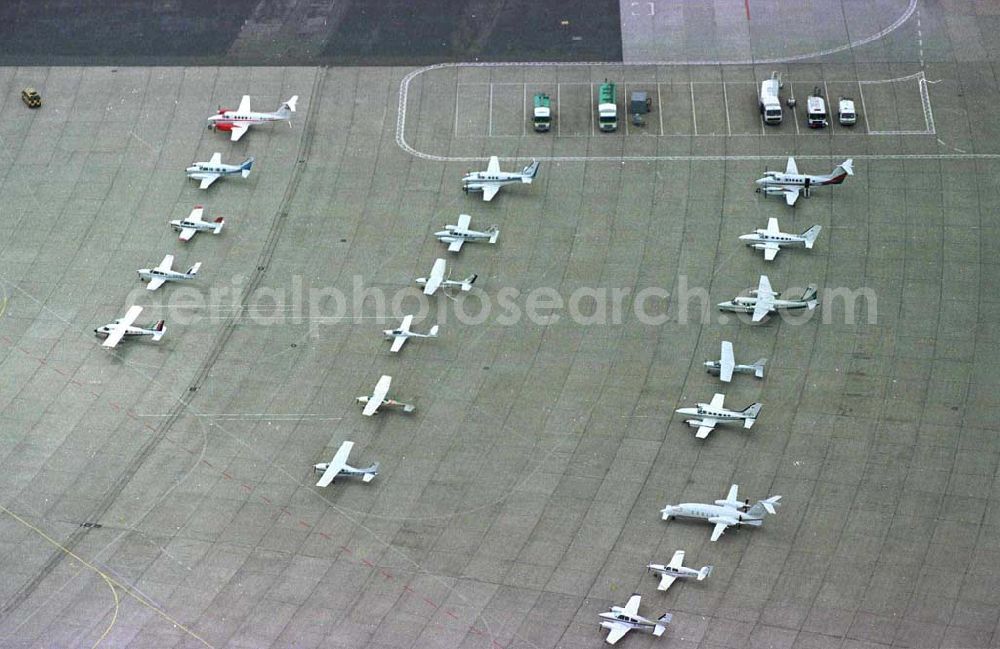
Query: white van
[[806, 89, 828, 128], [838, 97, 857, 126], [759, 74, 782, 125]]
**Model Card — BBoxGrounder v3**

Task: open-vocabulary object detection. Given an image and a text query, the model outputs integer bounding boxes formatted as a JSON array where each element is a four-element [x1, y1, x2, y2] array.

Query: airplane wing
[[668, 550, 685, 569], [156, 254, 174, 272], [237, 95, 251, 113], [709, 393, 725, 409], [486, 156, 500, 174], [199, 175, 219, 190], [209, 152, 222, 165], [753, 275, 775, 321], [146, 277, 166, 291], [229, 123, 250, 142], [188, 206, 205, 224], [389, 336, 406, 353], [481, 183, 500, 202], [725, 484, 739, 503], [657, 574, 678, 592], [695, 420, 717, 439], [604, 622, 630, 645], [720, 341, 735, 382], [763, 243, 780, 261], [784, 187, 800, 206], [456, 213, 471, 230], [447, 239, 464, 252], [363, 375, 391, 416], [102, 305, 142, 348], [622, 594, 641, 617], [710, 521, 730, 542], [399, 314, 413, 331], [423, 259, 446, 294], [178, 227, 197, 241], [766, 218, 780, 235], [785, 157, 798, 175], [316, 441, 354, 487]]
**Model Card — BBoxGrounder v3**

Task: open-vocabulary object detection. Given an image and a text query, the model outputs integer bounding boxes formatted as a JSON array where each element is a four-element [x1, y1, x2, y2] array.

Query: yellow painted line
[[0, 505, 214, 648]]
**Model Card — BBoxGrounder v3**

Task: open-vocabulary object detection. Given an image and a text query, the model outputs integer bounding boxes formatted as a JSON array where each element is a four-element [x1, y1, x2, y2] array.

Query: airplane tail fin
[[461, 274, 478, 291], [521, 159, 540, 183], [653, 614, 672, 637], [742, 403, 762, 427], [240, 157, 255, 178], [277, 95, 298, 119], [801, 285, 818, 306], [213, 217, 225, 234], [186, 262, 202, 276], [747, 495, 782, 517], [828, 159, 853, 183], [753, 359, 767, 378], [698, 565, 714, 580], [361, 462, 379, 482], [801, 225, 822, 248], [488, 226, 500, 244], [427, 325, 440, 337], [151, 320, 166, 341]]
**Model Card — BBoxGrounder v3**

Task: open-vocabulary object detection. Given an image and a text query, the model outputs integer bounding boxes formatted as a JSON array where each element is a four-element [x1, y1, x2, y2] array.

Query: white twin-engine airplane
[[137, 255, 201, 291], [383, 315, 439, 353], [661, 484, 782, 542], [646, 550, 713, 592], [314, 441, 379, 487], [718, 274, 818, 323], [704, 341, 766, 383], [462, 156, 540, 201], [356, 375, 415, 416], [207, 95, 298, 142], [599, 594, 671, 645], [186, 153, 254, 189], [754, 157, 853, 206], [415, 258, 477, 296], [94, 306, 165, 349], [739, 218, 822, 261], [435, 214, 499, 252], [676, 393, 761, 439], [170, 206, 225, 242]]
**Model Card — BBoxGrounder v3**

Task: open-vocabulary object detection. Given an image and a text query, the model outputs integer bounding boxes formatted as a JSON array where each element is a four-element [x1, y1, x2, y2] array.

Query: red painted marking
[[445, 610, 458, 620], [422, 596, 437, 608], [469, 627, 484, 636], [318, 531, 331, 540], [222, 471, 232, 480], [380, 569, 393, 580], [744, 0, 751, 20], [339, 545, 352, 554], [298, 520, 310, 529], [241, 484, 252, 492], [361, 558, 374, 567], [260, 495, 272, 504]]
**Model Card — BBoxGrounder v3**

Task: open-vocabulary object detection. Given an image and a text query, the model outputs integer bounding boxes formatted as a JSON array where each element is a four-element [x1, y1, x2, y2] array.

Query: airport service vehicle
[[838, 96, 857, 125], [21, 87, 41, 108], [533, 93, 551, 132], [806, 87, 829, 128], [598, 80, 618, 132], [759, 72, 783, 124]]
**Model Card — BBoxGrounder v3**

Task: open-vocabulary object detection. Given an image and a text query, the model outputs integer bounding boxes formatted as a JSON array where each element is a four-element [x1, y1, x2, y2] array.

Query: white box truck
[[759, 72, 783, 125]]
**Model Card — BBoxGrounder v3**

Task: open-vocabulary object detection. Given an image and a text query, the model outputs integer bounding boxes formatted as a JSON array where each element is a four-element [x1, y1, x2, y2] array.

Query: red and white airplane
[[207, 95, 298, 142]]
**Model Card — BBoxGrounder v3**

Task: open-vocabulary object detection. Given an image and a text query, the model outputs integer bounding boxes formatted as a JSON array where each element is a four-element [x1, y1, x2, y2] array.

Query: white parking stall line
[[590, 82, 595, 137], [623, 82, 629, 136], [453, 82, 462, 138], [824, 80, 835, 133], [690, 83, 698, 136], [488, 82, 494, 136], [556, 83, 561, 137], [522, 83, 527, 136], [857, 80, 872, 134], [657, 83, 664, 136], [722, 81, 732, 136]]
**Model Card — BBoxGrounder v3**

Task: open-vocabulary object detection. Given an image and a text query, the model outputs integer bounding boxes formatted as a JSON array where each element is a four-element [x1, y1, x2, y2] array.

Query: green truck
[[533, 93, 552, 132], [598, 81, 617, 132]]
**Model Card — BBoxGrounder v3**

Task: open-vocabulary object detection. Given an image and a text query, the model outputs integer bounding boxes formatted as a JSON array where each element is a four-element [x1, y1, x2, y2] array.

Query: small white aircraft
[[646, 551, 713, 592], [356, 375, 415, 416], [138, 255, 202, 291], [313, 441, 379, 487], [661, 484, 782, 542], [754, 157, 853, 206], [207, 95, 298, 141], [186, 153, 254, 189], [435, 214, 500, 252], [462, 156, 540, 201], [598, 593, 671, 645], [170, 206, 225, 242], [94, 306, 166, 349], [415, 258, 477, 296], [704, 341, 766, 383], [383, 315, 439, 353], [675, 393, 761, 439], [739, 218, 822, 261], [718, 275, 818, 322]]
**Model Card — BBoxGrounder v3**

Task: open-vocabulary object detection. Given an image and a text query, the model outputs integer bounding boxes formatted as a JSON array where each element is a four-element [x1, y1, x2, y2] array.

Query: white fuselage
[[647, 563, 705, 581], [137, 268, 195, 284], [676, 404, 746, 422], [739, 231, 808, 248], [717, 295, 811, 315], [598, 611, 657, 635], [171, 219, 216, 233], [383, 328, 432, 340], [704, 361, 761, 376], [312, 462, 378, 480], [185, 162, 244, 180], [660, 502, 762, 526], [207, 110, 285, 128], [461, 172, 525, 192], [94, 323, 157, 339], [435, 228, 493, 243]]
